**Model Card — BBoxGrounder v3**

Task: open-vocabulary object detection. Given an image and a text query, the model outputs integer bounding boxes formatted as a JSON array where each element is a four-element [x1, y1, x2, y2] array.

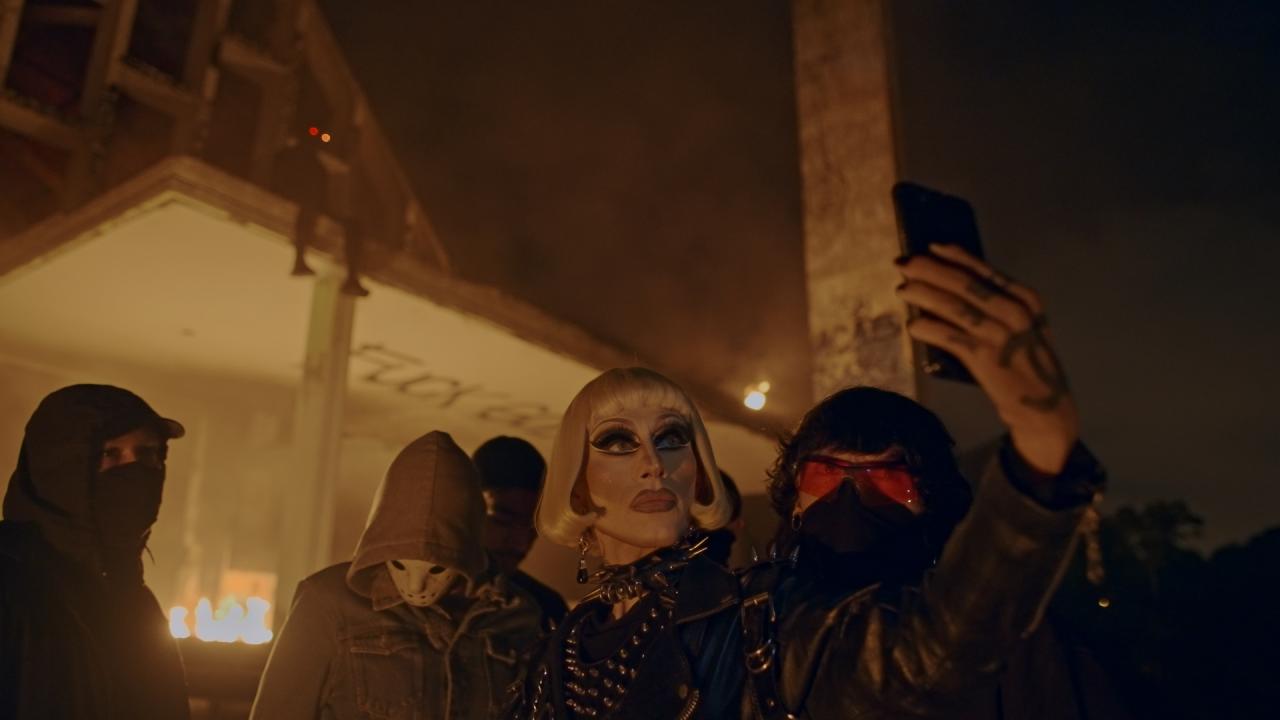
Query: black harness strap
[[741, 561, 798, 720]]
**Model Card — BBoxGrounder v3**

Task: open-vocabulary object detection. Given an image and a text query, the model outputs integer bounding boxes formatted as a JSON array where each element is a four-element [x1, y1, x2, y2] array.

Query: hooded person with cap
[[250, 430, 543, 720], [0, 384, 190, 719], [471, 435, 568, 632]]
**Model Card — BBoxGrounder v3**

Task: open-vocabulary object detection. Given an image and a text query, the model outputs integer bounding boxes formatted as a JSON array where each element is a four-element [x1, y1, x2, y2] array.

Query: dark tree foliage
[[1052, 501, 1280, 719]]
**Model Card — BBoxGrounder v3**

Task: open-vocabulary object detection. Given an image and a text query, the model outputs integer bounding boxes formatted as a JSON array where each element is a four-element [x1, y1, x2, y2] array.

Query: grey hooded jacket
[[250, 431, 543, 720]]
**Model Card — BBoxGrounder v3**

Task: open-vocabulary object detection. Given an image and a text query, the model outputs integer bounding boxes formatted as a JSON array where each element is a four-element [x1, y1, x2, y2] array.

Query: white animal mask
[[386, 559, 463, 607]]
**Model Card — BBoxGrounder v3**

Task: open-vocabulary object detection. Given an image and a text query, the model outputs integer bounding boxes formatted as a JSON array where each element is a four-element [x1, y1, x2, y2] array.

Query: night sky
[[321, 1, 1280, 549], [892, 1, 1280, 548]]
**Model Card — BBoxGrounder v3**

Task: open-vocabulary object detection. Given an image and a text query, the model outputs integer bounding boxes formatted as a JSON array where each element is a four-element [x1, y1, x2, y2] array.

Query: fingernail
[[893, 254, 911, 266]]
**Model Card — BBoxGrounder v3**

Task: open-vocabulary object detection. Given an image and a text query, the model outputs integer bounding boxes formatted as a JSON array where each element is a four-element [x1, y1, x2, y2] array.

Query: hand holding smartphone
[[891, 182, 986, 383], [891, 184, 1081, 473]]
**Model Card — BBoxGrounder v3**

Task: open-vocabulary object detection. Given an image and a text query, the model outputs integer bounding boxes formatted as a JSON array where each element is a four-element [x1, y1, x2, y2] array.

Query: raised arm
[[792, 247, 1104, 716], [896, 244, 1079, 476]]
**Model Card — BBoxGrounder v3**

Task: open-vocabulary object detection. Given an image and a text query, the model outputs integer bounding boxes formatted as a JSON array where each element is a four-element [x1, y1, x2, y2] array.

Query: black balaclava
[[93, 462, 166, 548], [795, 483, 933, 589], [2, 384, 184, 582], [773, 386, 973, 591]]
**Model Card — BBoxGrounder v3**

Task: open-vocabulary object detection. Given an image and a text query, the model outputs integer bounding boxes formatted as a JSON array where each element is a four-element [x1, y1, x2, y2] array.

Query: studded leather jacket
[[506, 443, 1102, 719]]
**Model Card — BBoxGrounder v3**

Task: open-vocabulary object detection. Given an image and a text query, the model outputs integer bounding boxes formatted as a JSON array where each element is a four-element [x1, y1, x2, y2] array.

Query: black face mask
[[92, 463, 165, 547], [797, 483, 932, 583]]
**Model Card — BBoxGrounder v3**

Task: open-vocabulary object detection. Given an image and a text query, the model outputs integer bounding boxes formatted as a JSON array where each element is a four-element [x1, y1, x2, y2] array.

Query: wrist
[[1000, 436, 1106, 511], [1008, 431, 1075, 476]]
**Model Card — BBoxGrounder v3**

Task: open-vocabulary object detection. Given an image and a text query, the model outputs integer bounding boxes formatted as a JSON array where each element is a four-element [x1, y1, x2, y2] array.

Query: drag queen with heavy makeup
[[508, 248, 1107, 720], [508, 367, 742, 718]]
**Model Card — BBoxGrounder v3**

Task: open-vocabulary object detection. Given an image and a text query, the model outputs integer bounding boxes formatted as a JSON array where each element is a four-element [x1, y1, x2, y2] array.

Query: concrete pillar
[[793, 0, 917, 400], [274, 269, 354, 624]]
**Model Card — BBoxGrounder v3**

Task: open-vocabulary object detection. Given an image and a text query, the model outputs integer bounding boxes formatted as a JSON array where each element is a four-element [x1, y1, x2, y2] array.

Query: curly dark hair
[[766, 386, 973, 553]]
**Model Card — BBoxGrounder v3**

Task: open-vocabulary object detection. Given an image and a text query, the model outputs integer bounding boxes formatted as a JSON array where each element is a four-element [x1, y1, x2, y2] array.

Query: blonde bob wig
[[538, 367, 732, 548]]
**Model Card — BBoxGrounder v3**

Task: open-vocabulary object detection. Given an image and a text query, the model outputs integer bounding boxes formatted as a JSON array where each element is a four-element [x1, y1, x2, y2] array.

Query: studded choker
[[578, 533, 709, 606]]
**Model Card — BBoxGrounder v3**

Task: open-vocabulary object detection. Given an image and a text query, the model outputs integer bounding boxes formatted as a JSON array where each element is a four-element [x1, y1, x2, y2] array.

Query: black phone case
[[891, 182, 986, 384]]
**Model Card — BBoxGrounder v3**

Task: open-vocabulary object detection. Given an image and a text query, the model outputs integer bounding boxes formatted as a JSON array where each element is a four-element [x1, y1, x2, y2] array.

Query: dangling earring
[[576, 532, 591, 584], [788, 463, 803, 532]]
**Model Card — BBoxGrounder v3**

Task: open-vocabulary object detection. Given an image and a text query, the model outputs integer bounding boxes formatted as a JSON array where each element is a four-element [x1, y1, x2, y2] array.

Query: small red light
[[308, 126, 319, 137]]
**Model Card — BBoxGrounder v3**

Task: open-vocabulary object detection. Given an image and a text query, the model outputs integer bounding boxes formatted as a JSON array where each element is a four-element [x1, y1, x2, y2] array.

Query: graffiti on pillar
[[349, 343, 561, 435], [811, 299, 910, 399]]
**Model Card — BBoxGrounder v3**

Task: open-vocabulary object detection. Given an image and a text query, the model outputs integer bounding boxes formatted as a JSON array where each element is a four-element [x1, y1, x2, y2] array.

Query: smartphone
[[891, 181, 986, 384]]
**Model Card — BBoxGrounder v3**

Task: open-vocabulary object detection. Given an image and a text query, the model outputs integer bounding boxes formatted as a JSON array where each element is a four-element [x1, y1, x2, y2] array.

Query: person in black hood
[[763, 386, 1128, 719], [0, 384, 190, 720], [472, 435, 569, 632]]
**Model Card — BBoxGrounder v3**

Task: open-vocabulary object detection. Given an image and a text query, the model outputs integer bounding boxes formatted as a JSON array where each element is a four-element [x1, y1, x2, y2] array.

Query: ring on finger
[[959, 300, 986, 327], [987, 270, 1013, 290], [966, 277, 1000, 301]]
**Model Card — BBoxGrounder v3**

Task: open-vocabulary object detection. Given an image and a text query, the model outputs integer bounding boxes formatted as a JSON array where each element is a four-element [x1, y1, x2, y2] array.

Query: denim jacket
[[252, 432, 544, 720], [252, 562, 542, 720]]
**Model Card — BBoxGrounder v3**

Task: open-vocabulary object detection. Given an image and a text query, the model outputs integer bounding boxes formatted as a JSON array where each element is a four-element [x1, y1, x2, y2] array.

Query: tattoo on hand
[[998, 327, 1070, 411]]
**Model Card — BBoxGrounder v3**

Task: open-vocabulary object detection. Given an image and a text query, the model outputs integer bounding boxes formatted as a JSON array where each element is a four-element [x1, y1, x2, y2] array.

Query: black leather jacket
[[1, 385, 191, 720], [0, 523, 190, 720], [508, 444, 1101, 719]]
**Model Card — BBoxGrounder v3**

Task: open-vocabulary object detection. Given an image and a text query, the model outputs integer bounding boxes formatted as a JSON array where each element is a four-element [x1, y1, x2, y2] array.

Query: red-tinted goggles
[[796, 455, 920, 508]]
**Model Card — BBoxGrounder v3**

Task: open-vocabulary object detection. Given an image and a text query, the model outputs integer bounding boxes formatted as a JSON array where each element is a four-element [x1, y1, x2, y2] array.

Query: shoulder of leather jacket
[[672, 554, 741, 624], [773, 575, 882, 711]]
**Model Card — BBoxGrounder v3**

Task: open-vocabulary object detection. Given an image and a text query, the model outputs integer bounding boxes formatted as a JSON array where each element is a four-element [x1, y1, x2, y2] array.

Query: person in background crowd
[[1, 384, 190, 719], [251, 430, 542, 720], [705, 468, 746, 567], [473, 435, 568, 631]]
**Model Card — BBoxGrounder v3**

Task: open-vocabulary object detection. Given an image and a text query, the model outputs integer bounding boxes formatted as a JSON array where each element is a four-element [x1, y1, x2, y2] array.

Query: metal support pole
[[172, 0, 232, 154], [274, 269, 354, 626], [65, 0, 138, 207]]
